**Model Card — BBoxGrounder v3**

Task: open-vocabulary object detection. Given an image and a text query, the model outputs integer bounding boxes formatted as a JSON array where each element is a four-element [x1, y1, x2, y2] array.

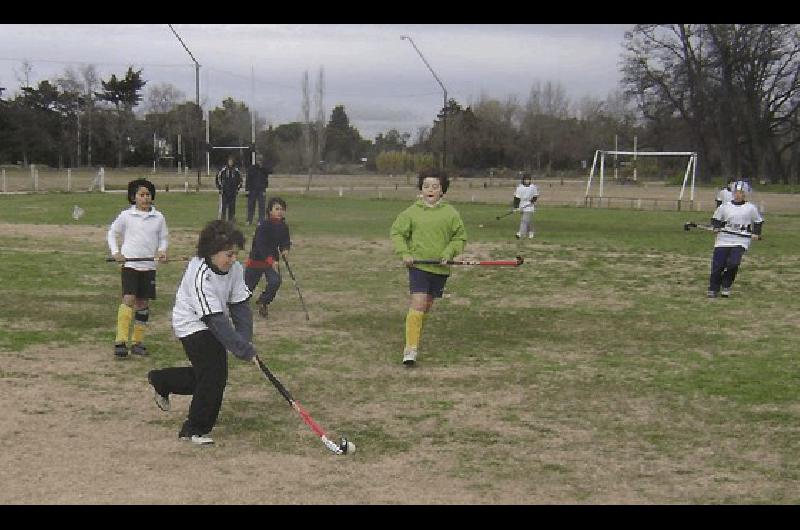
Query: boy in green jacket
[[390, 169, 467, 367]]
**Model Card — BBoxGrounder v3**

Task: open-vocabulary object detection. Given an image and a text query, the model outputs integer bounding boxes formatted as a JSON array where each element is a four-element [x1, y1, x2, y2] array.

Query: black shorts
[[408, 267, 449, 298], [121, 267, 157, 299]]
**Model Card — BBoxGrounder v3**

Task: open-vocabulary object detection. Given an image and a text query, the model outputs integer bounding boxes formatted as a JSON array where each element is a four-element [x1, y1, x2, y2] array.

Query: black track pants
[[149, 329, 228, 436]]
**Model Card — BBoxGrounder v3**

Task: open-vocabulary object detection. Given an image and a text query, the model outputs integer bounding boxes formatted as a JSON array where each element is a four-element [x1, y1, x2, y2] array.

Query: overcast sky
[[0, 24, 633, 140]]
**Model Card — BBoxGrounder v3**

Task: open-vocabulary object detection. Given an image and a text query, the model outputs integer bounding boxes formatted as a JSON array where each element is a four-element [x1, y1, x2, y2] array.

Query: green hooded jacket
[[390, 198, 467, 275]]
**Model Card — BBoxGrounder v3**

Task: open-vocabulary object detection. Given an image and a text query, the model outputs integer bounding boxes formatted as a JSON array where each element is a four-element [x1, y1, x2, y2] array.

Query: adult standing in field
[[715, 178, 735, 208], [390, 168, 467, 367], [147, 220, 256, 446], [512, 172, 539, 239], [216, 156, 242, 222], [707, 181, 763, 299], [244, 197, 291, 319], [107, 178, 169, 358], [245, 154, 271, 225]]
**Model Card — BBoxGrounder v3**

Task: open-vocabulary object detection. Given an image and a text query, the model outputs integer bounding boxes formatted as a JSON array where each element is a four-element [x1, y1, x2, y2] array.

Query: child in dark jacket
[[244, 197, 291, 318]]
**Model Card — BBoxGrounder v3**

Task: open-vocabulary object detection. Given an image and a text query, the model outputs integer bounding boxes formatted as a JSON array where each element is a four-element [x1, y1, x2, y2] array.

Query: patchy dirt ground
[[2, 221, 798, 505]]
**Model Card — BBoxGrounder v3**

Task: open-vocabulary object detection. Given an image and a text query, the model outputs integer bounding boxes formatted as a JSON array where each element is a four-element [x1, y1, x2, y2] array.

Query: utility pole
[[168, 24, 202, 189], [401, 35, 448, 172]]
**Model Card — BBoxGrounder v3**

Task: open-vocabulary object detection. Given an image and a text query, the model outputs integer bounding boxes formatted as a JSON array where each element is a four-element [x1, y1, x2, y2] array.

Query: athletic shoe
[[130, 342, 148, 356], [114, 343, 129, 358], [707, 290, 718, 298], [515, 232, 521, 240], [528, 232, 535, 239], [257, 301, 269, 318], [147, 372, 170, 411], [720, 288, 731, 298], [180, 433, 214, 445], [402, 347, 418, 367]]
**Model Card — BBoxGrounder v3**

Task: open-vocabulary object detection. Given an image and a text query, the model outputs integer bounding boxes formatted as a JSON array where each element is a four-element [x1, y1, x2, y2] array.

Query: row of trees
[[2, 24, 798, 184]]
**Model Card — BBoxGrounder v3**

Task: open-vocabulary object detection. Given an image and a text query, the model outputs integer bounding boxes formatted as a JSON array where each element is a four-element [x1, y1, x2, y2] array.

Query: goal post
[[204, 108, 256, 176], [585, 149, 698, 206]]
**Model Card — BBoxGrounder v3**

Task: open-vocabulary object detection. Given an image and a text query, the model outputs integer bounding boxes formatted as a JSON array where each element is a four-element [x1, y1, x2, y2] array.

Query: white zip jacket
[[107, 206, 169, 271], [514, 183, 539, 213]]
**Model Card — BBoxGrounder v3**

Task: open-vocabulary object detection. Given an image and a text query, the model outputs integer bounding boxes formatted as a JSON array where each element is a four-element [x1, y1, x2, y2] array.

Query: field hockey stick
[[253, 354, 354, 455], [495, 209, 517, 220], [104, 256, 189, 262], [281, 254, 310, 321], [412, 255, 525, 266], [683, 222, 753, 239]]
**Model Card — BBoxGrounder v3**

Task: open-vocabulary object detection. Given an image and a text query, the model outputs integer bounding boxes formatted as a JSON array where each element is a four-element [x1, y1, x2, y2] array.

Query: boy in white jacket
[[513, 172, 539, 239]]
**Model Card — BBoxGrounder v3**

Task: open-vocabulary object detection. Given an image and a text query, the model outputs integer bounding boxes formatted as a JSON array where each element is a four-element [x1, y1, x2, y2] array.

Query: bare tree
[[314, 66, 326, 175], [146, 83, 186, 114], [622, 24, 715, 181], [15, 60, 33, 88], [81, 65, 99, 167], [302, 67, 326, 191], [301, 70, 313, 190], [56, 67, 84, 167]]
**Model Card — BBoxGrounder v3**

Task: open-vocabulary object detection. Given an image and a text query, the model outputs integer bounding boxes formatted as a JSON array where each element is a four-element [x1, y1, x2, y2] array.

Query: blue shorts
[[408, 267, 449, 298]]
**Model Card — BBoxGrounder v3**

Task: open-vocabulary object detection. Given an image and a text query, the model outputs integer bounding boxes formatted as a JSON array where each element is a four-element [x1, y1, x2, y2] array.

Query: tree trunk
[[87, 110, 93, 167]]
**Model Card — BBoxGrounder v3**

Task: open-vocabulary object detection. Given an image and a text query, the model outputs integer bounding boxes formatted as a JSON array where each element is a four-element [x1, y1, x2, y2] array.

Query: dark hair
[[416, 168, 450, 194], [127, 178, 156, 204], [267, 197, 287, 212], [520, 172, 532, 183], [196, 220, 245, 258]]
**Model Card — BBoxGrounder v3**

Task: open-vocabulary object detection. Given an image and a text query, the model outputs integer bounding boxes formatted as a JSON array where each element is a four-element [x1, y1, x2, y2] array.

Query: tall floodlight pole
[[401, 35, 448, 171], [168, 24, 202, 189]]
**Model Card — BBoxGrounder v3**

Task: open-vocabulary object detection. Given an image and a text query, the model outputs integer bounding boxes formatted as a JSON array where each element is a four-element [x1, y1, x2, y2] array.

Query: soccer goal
[[584, 149, 698, 208]]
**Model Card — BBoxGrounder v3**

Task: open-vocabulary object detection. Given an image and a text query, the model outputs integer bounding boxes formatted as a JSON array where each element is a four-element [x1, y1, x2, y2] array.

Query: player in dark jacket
[[244, 197, 291, 318], [245, 155, 271, 225], [215, 157, 242, 222]]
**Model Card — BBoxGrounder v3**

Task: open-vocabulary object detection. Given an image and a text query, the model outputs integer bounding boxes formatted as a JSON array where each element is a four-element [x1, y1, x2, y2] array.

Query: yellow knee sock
[[131, 322, 146, 344], [115, 304, 134, 344], [405, 309, 426, 349], [131, 308, 149, 344]]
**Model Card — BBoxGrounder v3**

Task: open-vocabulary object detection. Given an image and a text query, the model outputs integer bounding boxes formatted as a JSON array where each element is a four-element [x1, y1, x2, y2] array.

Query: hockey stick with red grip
[[253, 354, 353, 455], [412, 255, 525, 266]]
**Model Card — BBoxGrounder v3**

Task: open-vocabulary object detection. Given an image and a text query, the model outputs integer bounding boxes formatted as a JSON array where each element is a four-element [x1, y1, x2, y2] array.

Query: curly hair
[[416, 167, 450, 194], [127, 178, 156, 204], [196, 220, 246, 258]]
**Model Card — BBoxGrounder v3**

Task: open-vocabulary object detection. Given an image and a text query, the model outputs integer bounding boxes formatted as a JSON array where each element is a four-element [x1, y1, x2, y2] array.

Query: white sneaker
[[153, 390, 170, 412], [148, 372, 170, 411], [515, 232, 521, 240], [402, 347, 418, 366], [720, 288, 731, 298], [181, 434, 214, 445], [528, 232, 535, 239]]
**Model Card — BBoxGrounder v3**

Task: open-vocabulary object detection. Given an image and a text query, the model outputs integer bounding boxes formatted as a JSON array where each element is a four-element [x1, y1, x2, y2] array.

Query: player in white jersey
[[107, 179, 169, 358], [512, 172, 539, 239], [715, 179, 735, 207], [707, 181, 763, 298], [147, 220, 256, 445]]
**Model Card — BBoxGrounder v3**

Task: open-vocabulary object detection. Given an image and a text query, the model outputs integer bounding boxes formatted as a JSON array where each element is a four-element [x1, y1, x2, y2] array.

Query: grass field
[[1, 190, 799, 504]]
